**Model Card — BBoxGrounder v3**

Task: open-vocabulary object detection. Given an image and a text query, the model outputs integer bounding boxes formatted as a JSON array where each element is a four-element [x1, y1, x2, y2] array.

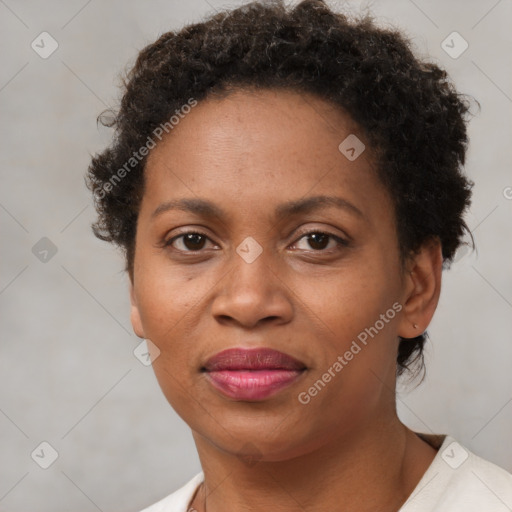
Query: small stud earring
[[413, 323, 418, 329]]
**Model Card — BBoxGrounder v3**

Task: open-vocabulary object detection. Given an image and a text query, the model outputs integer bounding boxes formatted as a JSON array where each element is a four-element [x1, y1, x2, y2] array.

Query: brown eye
[[165, 232, 213, 252], [305, 233, 329, 250], [293, 231, 348, 252]]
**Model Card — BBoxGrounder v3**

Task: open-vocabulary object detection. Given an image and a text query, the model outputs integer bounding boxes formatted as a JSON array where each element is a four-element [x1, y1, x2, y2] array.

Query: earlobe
[[398, 237, 443, 339], [129, 282, 146, 339]]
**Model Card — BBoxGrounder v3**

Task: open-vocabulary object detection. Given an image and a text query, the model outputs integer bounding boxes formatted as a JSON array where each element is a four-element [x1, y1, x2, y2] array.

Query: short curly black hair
[[86, 0, 474, 377]]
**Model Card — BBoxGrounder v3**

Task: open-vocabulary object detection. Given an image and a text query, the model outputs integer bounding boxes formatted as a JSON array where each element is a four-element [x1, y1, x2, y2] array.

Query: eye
[[163, 229, 349, 254], [291, 231, 348, 252], [164, 231, 217, 252]]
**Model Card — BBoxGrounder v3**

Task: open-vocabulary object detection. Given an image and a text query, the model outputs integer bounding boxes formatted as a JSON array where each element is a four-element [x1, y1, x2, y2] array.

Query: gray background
[[1, 0, 511, 510]]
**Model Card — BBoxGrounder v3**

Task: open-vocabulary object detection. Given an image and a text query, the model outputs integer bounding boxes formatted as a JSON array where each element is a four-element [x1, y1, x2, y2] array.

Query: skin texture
[[129, 88, 443, 512]]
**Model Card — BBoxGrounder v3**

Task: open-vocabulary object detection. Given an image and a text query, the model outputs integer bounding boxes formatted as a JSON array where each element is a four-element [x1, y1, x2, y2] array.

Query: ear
[[397, 237, 443, 339], [129, 281, 146, 339]]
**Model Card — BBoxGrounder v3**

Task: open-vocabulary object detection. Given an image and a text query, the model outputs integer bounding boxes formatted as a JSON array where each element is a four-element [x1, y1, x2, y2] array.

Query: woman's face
[[130, 88, 414, 461]]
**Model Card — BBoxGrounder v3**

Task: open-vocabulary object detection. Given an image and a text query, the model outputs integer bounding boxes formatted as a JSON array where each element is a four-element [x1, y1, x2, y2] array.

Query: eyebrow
[[151, 195, 364, 221]]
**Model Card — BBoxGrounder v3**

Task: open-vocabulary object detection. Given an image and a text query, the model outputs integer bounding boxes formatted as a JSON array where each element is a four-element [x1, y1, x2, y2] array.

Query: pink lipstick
[[202, 347, 306, 401]]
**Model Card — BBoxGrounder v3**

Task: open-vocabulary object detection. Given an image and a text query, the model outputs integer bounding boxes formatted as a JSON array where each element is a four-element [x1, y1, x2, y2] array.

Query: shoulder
[[139, 472, 204, 512], [402, 435, 512, 511]]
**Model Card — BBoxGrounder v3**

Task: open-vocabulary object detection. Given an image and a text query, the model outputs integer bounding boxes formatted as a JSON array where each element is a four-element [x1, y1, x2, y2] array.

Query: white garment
[[139, 434, 512, 512]]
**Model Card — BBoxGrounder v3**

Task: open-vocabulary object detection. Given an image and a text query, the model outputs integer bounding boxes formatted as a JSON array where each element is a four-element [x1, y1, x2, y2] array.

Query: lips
[[202, 348, 307, 401], [203, 347, 306, 372]]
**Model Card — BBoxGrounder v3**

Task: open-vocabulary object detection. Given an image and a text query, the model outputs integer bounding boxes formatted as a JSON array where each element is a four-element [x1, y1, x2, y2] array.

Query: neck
[[190, 414, 437, 512]]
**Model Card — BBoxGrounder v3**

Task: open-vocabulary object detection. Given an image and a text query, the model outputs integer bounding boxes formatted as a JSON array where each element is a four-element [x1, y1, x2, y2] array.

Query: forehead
[[142, 88, 390, 223]]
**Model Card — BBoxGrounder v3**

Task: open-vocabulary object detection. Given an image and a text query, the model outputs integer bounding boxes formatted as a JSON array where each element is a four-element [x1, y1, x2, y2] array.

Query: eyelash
[[163, 229, 349, 254]]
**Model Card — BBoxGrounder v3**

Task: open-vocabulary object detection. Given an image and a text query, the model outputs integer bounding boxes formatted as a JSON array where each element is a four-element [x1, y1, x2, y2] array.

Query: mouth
[[202, 347, 307, 401]]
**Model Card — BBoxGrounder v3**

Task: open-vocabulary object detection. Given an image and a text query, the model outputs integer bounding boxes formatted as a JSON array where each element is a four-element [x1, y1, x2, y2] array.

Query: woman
[[86, 1, 512, 510]]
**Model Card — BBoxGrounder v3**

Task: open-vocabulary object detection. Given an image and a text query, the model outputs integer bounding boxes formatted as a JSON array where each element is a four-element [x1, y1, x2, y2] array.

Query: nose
[[211, 243, 294, 329]]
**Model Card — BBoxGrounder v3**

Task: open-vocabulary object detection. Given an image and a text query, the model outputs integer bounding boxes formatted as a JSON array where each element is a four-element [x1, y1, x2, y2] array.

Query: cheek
[[135, 263, 206, 335], [133, 260, 225, 386], [135, 271, 205, 416], [292, 258, 399, 344], [290, 258, 401, 411]]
